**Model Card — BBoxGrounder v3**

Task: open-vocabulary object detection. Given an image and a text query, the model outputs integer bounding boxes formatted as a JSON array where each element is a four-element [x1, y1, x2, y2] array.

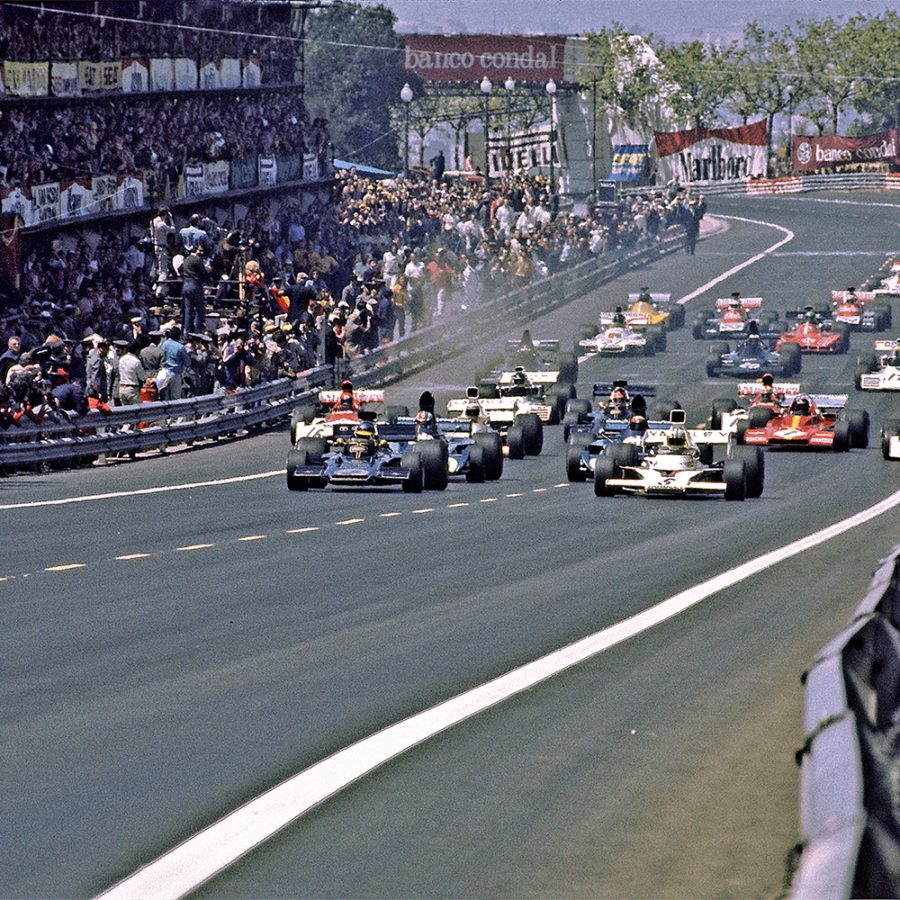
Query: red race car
[[776, 308, 849, 354], [741, 393, 868, 450]]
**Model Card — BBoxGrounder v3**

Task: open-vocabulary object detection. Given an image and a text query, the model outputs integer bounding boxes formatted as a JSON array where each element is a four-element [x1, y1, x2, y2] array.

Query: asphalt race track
[[3, 193, 899, 899]]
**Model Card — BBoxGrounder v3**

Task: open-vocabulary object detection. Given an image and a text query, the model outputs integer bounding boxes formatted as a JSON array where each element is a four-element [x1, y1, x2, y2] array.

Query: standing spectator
[[151, 207, 175, 298], [0, 336, 21, 381], [159, 325, 192, 399], [404, 250, 426, 331], [140, 330, 164, 380], [427, 248, 454, 319], [391, 274, 408, 339], [117, 341, 148, 406], [377, 286, 397, 345], [180, 244, 209, 335], [430, 149, 446, 184], [85, 335, 109, 402], [179, 214, 209, 253]]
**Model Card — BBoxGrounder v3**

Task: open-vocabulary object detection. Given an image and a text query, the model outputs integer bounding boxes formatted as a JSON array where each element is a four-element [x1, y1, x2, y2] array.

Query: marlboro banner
[[404, 34, 565, 83], [792, 130, 899, 171], [655, 119, 768, 184]]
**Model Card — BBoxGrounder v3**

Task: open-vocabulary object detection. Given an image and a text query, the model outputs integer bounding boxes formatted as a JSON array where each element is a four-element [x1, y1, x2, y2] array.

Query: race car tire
[[401, 451, 424, 493], [732, 445, 765, 498], [516, 413, 543, 456], [296, 403, 317, 425], [832, 421, 851, 452], [692, 311, 714, 339], [418, 440, 449, 490], [465, 444, 486, 483], [734, 419, 750, 445], [835, 324, 851, 353], [706, 359, 719, 378], [383, 404, 410, 424], [708, 341, 730, 357], [566, 433, 592, 482], [784, 343, 802, 375], [650, 399, 682, 421], [545, 389, 567, 425], [854, 352, 878, 389], [477, 380, 499, 399], [882, 418, 900, 459], [748, 407, 773, 429], [758, 311, 778, 327], [506, 425, 526, 460], [709, 398, 738, 429], [565, 398, 591, 419], [474, 431, 504, 480], [286, 449, 310, 492], [669, 305, 685, 329], [557, 352, 578, 384], [296, 437, 327, 464], [845, 409, 870, 449], [643, 338, 656, 356], [723, 459, 747, 501], [593, 455, 617, 497], [606, 442, 638, 468], [874, 303, 892, 329], [647, 326, 666, 352]]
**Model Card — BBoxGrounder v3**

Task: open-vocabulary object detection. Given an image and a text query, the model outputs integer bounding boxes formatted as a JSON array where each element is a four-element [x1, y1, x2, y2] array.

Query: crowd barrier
[[625, 171, 900, 198], [0, 228, 686, 469], [792, 543, 900, 899]]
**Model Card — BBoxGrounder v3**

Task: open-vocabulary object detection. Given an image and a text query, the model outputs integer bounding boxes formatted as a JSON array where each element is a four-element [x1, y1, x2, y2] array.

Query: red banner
[[404, 34, 565, 83], [655, 120, 768, 183], [655, 120, 768, 158], [791, 130, 899, 171]]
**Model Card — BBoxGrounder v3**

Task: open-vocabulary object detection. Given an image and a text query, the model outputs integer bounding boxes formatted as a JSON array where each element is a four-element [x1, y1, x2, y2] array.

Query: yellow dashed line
[[412, 508, 433, 514], [380, 512, 402, 518], [239, 535, 267, 542], [532, 488, 548, 493], [177, 543, 215, 551], [45, 563, 87, 572], [447, 502, 469, 508], [287, 527, 319, 534], [116, 553, 151, 561], [336, 518, 364, 526], [506, 492, 524, 498], [480, 498, 498, 503]]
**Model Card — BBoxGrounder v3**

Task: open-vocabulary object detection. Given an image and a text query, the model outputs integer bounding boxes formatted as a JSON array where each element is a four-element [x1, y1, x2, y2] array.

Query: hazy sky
[[369, 0, 895, 42]]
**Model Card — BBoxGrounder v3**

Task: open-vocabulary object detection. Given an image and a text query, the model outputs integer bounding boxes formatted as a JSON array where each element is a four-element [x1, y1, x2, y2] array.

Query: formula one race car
[[855, 340, 900, 391], [882, 418, 900, 460], [741, 392, 869, 451], [286, 412, 447, 492], [447, 386, 543, 459], [592, 410, 763, 501], [873, 259, 900, 297], [288, 383, 405, 444], [705, 323, 801, 377], [597, 290, 685, 331], [828, 290, 891, 332], [707, 376, 798, 438], [775, 308, 849, 354], [692, 294, 779, 341], [577, 321, 666, 356]]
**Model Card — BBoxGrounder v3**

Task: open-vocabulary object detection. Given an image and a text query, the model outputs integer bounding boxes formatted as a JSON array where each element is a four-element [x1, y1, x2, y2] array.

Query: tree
[[304, 2, 408, 169], [849, 12, 900, 131], [656, 39, 736, 130]]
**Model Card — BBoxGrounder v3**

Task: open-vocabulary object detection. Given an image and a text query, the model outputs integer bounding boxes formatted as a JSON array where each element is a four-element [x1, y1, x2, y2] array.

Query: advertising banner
[[219, 58, 241, 89], [51, 61, 79, 96], [183, 163, 205, 199], [609, 144, 649, 181], [791, 130, 899, 171], [655, 119, 768, 184], [174, 58, 198, 91], [303, 153, 320, 181], [3, 60, 49, 96], [150, 58, 175, 92], [258, 156, 277, 187], [404, 34, 566, 83], [122, 59, 150, 93], [32, 181, 61, 224], [200, 59, 222, 90], [116, 174, 143, 211], [1, 187, 33, 227], [203, 160, 230, 194], [60, 178, 94, 218], [276, 153, 302, 183], [242, 59, 261, 88], [78, 60, 122, 92], [93, 175, 118, 214], [231, 156, 257, 190]]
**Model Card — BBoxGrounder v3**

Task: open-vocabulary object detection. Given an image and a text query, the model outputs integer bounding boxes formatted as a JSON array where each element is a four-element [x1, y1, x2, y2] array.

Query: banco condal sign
[[404, 34, 566, 83], [791, 130, 899, 171]]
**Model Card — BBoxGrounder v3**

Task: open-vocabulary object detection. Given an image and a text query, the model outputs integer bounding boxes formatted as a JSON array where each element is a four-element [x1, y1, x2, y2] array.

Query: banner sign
[[183, 163, 205, 199], [174, 58, 198, 91], [303, 153, 320, 181], [60, 178, 94, 218], [219, 58, 241, 89], [93, 175, 118, 214], [78, 60, 122, 92], [231, 155, 258, 190], [258, 155, 277, 187], [791, 130, 899, 171], [655, 119, 768, 183], [242, 58, 261, 88], [116, 174, 143, 210], [50, 61, 79, 96], [122, 59, 150, 93], [1, 187, 33, 227], [32, 181, 61, 224], [404, 34, 566, 83], [150, 58, 175, 92], [200, 59, 222, 90], [276, 153, 302, 183], [203, 160, 230, 194], [3, 60, 49, 96], [609, 144, 649, 181]]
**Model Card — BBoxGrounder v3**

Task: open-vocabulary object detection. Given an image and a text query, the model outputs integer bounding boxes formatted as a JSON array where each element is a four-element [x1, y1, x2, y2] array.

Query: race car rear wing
[[319, 389, 385, 405], [831, 290, 876, 303], [737, 381, 800, 396], [874, 340, 898, 352], [808, 393, 848, 410], [592, 381, 657, 397], [498, 370, 558, 384], [715, 297, 763, 309], [626, 292, 671, 303], [504, 338, 560, 352], [447, 396, 518, 414]]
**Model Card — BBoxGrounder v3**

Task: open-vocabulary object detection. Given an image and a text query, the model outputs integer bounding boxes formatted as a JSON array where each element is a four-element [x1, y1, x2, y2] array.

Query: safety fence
[[0, 228, 686, 469], [632, 171, 900, 198], [792, 543, 900, 899]]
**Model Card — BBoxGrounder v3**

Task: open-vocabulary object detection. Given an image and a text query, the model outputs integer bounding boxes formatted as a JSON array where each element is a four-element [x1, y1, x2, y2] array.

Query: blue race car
[[705, 325, 801, 378]]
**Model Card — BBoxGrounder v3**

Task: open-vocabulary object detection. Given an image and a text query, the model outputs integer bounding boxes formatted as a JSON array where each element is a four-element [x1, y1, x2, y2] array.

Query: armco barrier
[[624, 171, 900, 198], [792, 543, 900, 899], [0, 227, 687, 469]]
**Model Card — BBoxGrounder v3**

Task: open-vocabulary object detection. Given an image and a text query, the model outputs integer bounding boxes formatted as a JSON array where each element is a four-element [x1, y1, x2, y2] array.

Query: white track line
[[98, 489, 900, 900]]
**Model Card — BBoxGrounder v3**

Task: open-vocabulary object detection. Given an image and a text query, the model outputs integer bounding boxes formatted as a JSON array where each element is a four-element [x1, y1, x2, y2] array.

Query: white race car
[[579, 324, 663, 356], [447, 386, 543, 459], [856, 341, 900, 391], [882, 418, 900, 460]]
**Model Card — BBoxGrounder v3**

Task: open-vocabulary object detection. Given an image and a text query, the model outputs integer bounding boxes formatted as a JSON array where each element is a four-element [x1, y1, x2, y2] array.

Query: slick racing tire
[[605, 442, 638, 468], [647, 326, 666, 352], [732, 445, 765, 498], [286, 448, 310, 492], [706, 358, 719, 378], [668, 304, 685, 329], [832, 420, 852, 452], [506, 425, 526, 460], [783, 342, 802, 375], [296, 437, 327, 464], [643, 337, 656, 356], [709, 398, 738, 429], [566, 433, 592, 482], [418, 440, 449, 490], [748, 407, 773, 429], [545, 389, 567, 425], [401, 451, 424, 493], [882, 418, 900, 459], [723, 459, 747, 501], [564, 398, 591, 419], [516, 413, 543, 456], [835, 324, 851, 353], [290, 404, 318, 443], [557, 352, 578, 384], [593, 455, 618, 497], [473, 431, 503, 480], [854, 353, 877, 390], [844, 409, 870, 449], [465, 444, 486, 483], [383, 404, 410, 424], [650, 398, 682, 422]]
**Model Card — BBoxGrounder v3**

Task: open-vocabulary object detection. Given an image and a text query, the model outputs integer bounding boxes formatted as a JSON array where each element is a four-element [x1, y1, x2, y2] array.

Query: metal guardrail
[[624, 172, 900, 198], [792, 543, 900, 899], [0, 228, 686, 469]]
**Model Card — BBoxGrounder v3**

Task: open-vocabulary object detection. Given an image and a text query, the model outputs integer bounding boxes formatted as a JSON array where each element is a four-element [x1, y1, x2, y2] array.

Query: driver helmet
[[790, 395, 811, 416], [665, 427, 688, 449], [464, 402, 480, 419], [729, 291, 741, 308], [415, 409, 437, 435], [338, 390, 354, 408], [512, 368, 528, 386], [355, 421, 376, 441], [628, 415, 648, 433]]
